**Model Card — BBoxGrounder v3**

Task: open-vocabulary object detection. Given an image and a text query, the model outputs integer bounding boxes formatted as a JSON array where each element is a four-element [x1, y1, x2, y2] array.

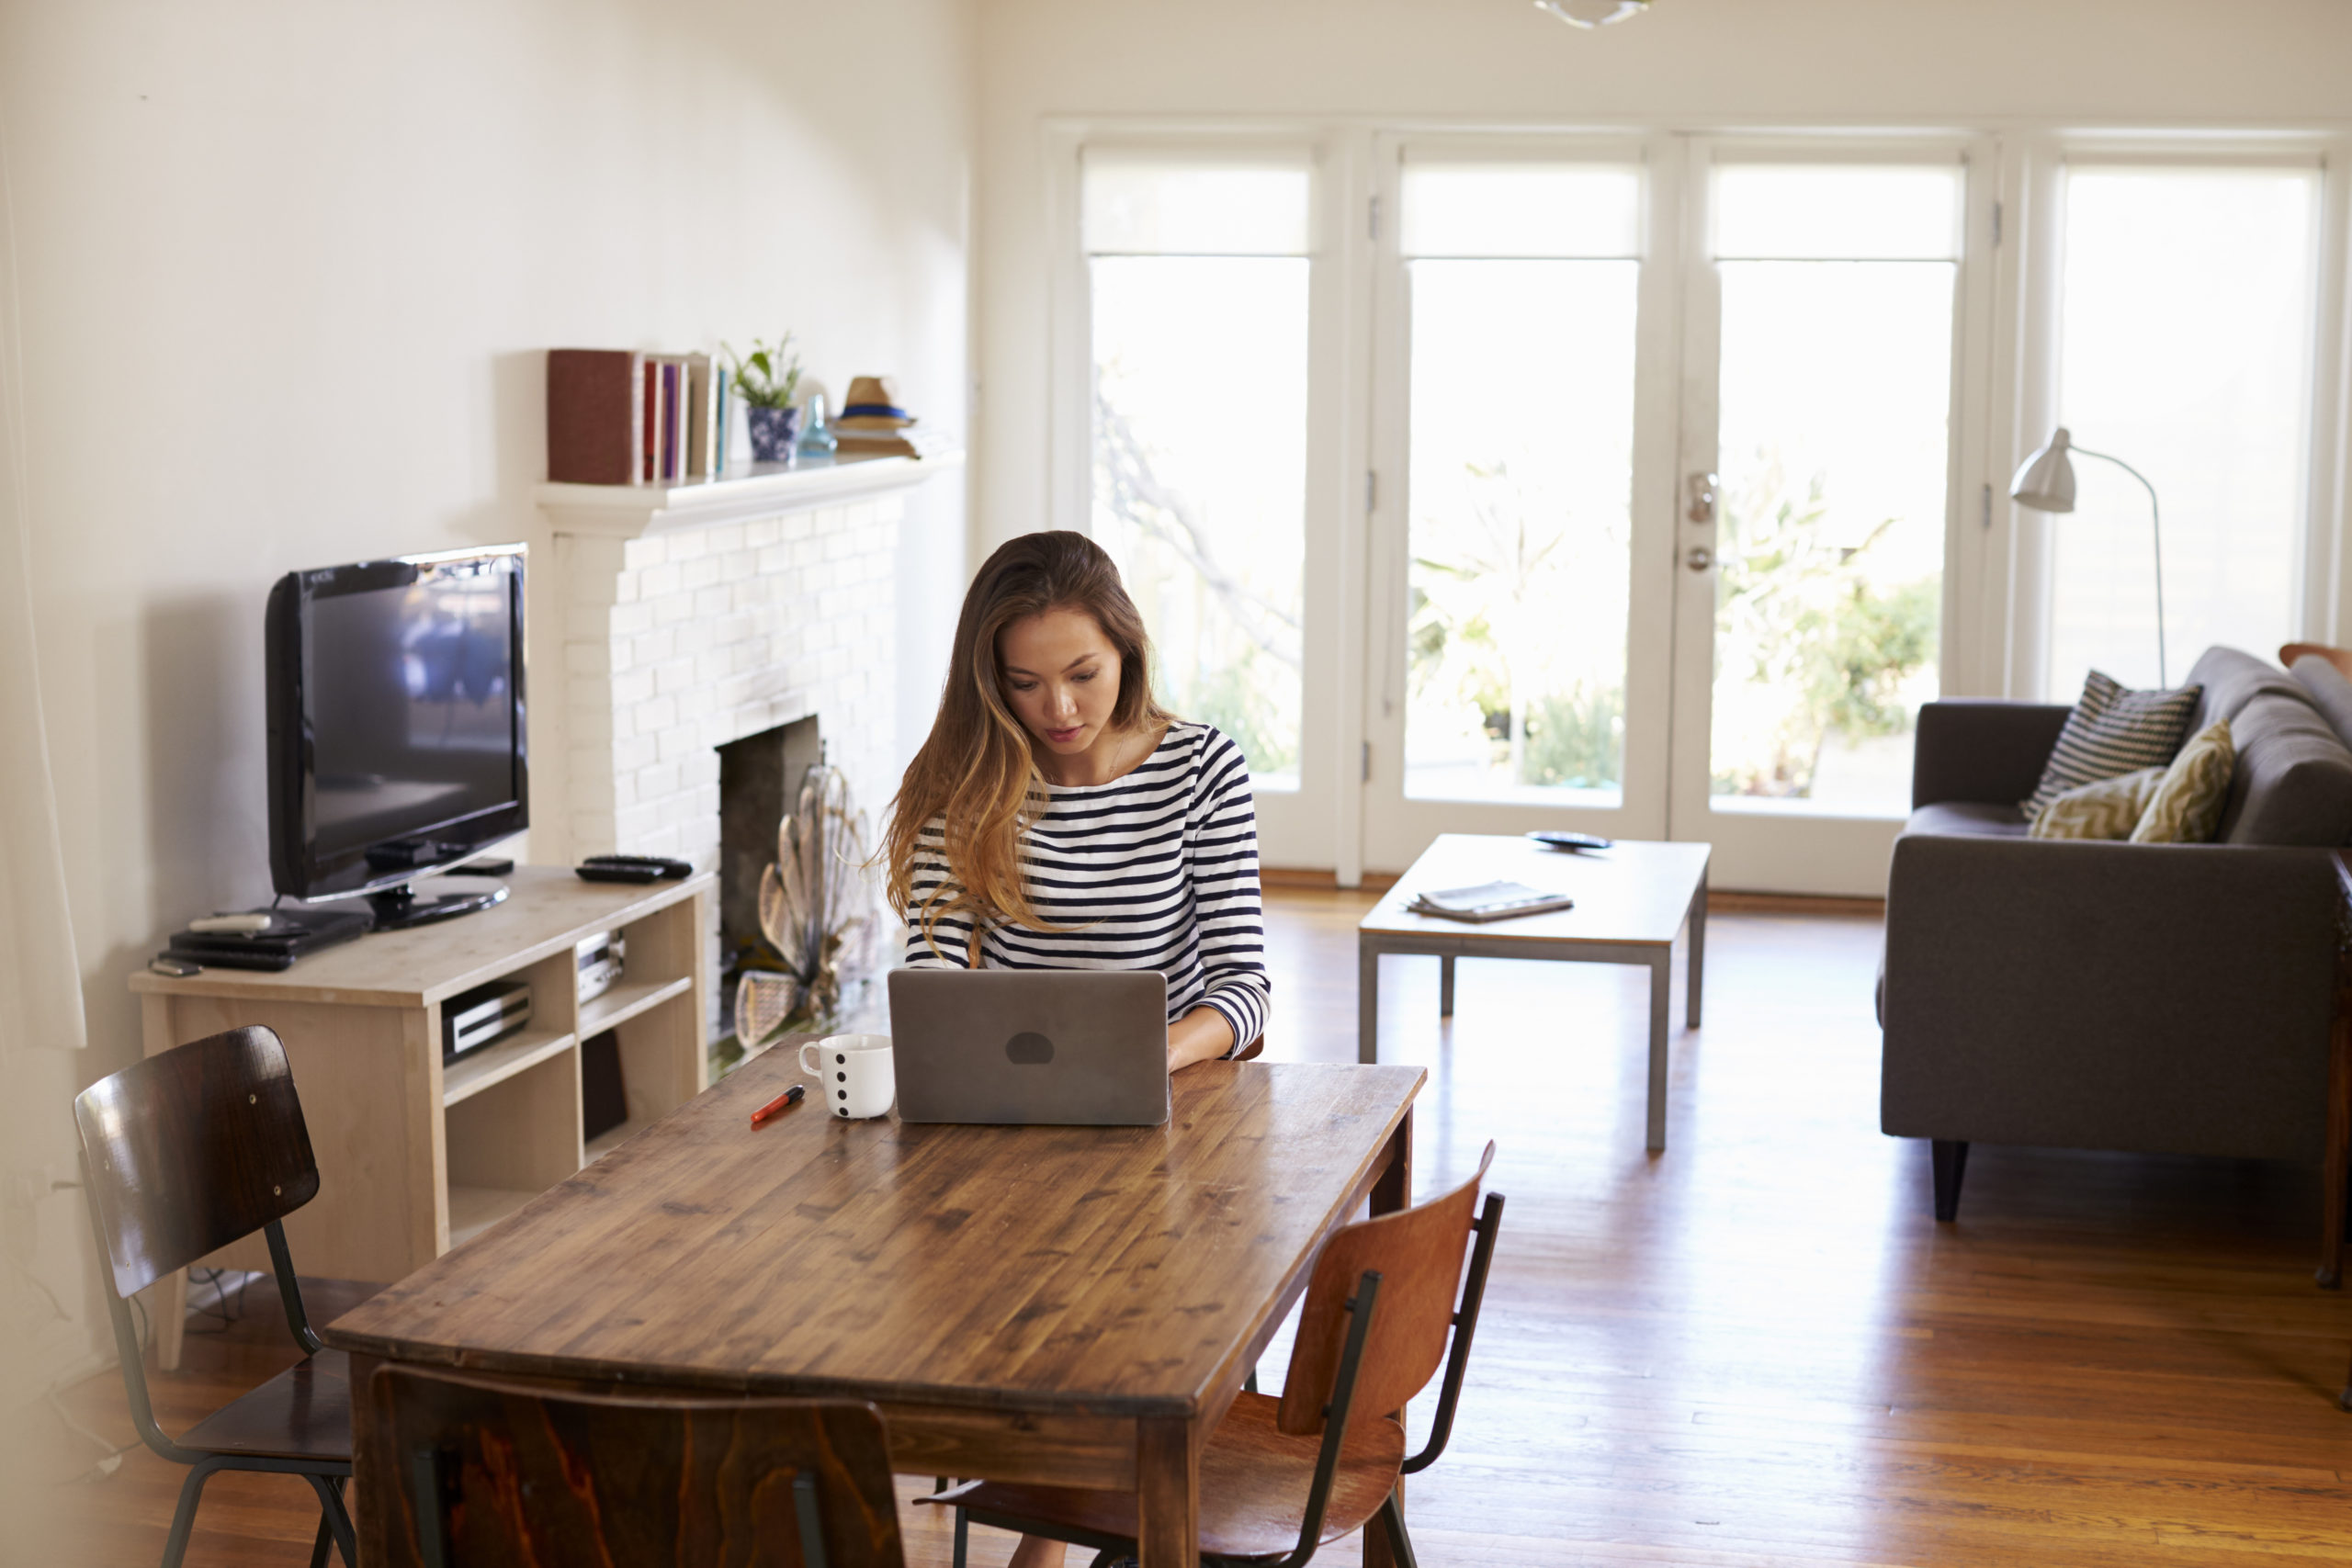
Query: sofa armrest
[[1881, 834, 2335, 1161], [1911, 700, 2073, 808]]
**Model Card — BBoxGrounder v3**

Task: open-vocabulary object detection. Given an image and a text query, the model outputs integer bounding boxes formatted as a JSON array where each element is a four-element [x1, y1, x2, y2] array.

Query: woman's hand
[[1166, 1005, 1236, 1074]]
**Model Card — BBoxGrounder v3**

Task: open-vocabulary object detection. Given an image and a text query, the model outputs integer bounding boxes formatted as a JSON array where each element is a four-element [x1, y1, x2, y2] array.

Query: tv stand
[[130, 866, 712, 1371], [365, 878, 508, 931]]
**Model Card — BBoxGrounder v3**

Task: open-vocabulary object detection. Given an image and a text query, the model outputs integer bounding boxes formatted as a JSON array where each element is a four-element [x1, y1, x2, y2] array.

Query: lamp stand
[[2072, 445, 2167, 688]]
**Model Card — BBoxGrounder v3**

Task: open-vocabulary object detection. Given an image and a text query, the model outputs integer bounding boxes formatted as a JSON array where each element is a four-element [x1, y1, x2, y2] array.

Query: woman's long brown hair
[[883, 530, 1171, 953]]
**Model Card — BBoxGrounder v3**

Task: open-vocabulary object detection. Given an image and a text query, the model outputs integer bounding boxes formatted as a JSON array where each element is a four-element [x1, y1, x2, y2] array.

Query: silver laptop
[[888, 969, 1171, 1126]]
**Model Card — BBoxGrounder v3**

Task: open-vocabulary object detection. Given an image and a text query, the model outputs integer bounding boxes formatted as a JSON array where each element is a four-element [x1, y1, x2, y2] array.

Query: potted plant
[[726, 333, 803, 462]]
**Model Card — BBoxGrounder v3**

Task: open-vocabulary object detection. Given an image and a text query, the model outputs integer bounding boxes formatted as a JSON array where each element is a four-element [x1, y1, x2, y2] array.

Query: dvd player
[[442, 978, 532, 1063]]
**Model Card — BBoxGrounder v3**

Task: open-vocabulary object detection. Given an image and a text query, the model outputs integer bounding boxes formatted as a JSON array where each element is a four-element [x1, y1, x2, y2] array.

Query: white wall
[[972, 0, 2352, 551], [0, 0, 970, 1505]]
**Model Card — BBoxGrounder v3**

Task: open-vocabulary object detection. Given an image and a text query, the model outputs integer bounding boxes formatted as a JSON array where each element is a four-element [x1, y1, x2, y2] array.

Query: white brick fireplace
[[535, 456, 964, 878]]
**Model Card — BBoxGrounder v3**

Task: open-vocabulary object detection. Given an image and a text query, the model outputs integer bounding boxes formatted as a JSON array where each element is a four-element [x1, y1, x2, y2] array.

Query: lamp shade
[[1536, 0, 1649, 27], [2009, 426, 2077, 513]]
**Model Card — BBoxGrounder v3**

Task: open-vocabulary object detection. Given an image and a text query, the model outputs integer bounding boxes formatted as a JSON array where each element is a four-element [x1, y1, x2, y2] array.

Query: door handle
[[1686, 471, 1718, 525], [1685, 546, 1714, 572]]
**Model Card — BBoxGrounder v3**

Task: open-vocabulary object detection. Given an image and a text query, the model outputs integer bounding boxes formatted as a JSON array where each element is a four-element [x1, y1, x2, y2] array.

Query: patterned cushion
[[2132, 719, 2234, 843], [2028, 766, 2164, 840], [2019, 671, 2203, 821]]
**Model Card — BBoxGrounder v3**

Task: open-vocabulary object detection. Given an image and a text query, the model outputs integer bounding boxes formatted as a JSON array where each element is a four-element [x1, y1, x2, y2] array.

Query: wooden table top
[[323, 1051, 1423, 1420], [128, 865, 713, 1009], [1361, 833, 1710, 949]]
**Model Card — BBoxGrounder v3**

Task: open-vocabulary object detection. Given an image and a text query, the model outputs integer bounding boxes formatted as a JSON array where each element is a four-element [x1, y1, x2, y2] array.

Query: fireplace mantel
[[537, 449, 964, 538]]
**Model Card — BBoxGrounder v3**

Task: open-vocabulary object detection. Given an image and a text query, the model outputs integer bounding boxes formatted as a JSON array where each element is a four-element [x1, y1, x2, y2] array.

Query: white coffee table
[[1358, 833, 1710, 1151]]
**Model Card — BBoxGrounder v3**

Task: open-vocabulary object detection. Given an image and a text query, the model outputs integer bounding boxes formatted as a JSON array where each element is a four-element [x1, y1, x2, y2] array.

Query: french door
[[1363, 134, 1992, 894], [1362, 138, 1679, 867], [1666, 141, 1992, 892], [1063, 129, 1996, 894], [1069, 141, 1359, 870]]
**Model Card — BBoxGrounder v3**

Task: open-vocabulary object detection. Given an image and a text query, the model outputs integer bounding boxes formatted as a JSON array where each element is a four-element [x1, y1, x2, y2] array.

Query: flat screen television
[[266, 544, 528, 929]]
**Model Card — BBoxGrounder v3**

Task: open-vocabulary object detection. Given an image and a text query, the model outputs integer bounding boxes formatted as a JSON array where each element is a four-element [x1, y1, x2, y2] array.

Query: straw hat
[[839, 376, 914, 426]]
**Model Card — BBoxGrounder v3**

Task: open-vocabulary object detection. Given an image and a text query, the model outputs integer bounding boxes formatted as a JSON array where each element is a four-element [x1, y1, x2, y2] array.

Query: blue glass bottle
[[797, 392, 839, 458]]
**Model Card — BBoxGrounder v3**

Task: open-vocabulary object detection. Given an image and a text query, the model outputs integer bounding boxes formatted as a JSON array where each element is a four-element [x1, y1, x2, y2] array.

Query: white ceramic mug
[[801, 1032, 895, 1120]]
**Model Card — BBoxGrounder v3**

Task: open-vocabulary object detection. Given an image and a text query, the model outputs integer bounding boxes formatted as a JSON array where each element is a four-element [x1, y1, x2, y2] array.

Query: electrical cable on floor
[[11, 1247, 73, 1324], [6, 1228, 140, 1482], [49, 1388, 132, 1482], [183, 1266, 251, 1335]]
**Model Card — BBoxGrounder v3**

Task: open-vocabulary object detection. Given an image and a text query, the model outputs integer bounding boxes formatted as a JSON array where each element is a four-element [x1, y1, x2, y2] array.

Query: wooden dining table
[[324, 1045, 1426, 1567]]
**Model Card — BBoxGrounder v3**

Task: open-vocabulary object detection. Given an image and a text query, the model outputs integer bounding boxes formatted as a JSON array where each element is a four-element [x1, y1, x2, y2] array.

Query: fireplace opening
[[714, 715, 887, 1064], [717, 716, 823, 1020]]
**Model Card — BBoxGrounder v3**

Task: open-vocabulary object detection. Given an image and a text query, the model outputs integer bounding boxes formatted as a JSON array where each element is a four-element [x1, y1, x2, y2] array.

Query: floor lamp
[[2009, 425, 2169, 687]]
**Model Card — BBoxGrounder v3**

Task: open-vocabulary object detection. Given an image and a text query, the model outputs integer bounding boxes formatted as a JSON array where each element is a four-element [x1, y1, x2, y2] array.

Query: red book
[[545, 350, 643, 485]]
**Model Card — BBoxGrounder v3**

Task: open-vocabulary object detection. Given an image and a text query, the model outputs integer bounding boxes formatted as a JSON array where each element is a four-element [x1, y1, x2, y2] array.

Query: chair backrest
[[2282, 642, 2352, 681], [73, 1025, 319, 1300], [368, 1366, 907, 1568], [1277, 1141, 1496, 1438]]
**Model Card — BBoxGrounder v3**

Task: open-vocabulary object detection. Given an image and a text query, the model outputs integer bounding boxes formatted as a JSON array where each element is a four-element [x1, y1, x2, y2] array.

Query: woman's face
[[996, 607, 1123, 760]]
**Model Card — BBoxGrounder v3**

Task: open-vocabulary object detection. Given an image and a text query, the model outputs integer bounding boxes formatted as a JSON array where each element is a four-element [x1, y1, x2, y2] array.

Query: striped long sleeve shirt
[[900, 721, 1272, 1049]]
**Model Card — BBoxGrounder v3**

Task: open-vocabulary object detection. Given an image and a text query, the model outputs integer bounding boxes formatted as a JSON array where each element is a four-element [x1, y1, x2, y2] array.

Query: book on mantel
[[1406, 880, 1575, 923], [547, 349, 644, 485], [548, 347, 722, 485]]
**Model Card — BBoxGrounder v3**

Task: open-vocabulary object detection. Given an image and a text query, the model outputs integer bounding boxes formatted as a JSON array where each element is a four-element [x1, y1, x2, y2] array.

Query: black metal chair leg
[[1244, 1366, 1259, 1394], [306, 1509, 332, 1568], [1380, 1492, 1420, 1568], [302, 1471, 357, 1568], [952, 1506, 968, 1568], [159, 1456, 228, 1568]]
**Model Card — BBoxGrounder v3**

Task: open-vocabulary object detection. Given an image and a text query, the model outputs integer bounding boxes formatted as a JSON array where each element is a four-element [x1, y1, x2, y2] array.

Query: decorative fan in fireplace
[[734, 761, 876, 1050]]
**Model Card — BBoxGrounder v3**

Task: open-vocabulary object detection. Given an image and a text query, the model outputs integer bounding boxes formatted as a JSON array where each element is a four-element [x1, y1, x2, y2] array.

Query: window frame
[[2005, 132, 2352, 699]]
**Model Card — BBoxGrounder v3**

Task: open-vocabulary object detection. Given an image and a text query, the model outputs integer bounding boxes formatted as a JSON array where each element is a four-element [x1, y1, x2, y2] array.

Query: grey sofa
[[1880, 646, 2352, 1224]]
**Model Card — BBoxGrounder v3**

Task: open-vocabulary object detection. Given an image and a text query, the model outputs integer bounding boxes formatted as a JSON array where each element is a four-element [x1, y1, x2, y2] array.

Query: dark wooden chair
[[72, 1024, 356, 1568], [366, 1365, 908, 1567], [930, 1142, 1504, 1568], [2281, 641, 2352, 679]]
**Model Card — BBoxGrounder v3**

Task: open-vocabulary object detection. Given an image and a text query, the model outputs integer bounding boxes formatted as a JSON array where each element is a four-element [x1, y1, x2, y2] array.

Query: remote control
[[576, 853, 694, 884], [1525, 830, 1614, 852], [149, 955, 203, 976]]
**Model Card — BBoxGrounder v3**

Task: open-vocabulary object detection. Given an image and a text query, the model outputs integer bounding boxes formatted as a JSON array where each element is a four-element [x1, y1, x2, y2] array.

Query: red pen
[[751, 1083, 806, 1127]]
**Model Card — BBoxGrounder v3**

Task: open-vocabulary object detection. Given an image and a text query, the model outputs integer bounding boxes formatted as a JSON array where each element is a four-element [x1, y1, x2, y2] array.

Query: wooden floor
[[35, 889, 2352, 1565]]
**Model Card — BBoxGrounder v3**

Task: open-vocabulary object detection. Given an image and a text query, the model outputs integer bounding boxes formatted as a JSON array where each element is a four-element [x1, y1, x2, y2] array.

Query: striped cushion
[[2019, 671, 2202, 821]]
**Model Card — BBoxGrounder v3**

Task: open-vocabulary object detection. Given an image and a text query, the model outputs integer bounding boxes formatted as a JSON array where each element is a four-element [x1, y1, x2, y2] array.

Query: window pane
[[1710, 165, 1957, 817], [1400, 164, 1642, 258], [1714, 164, 1962, 261], [1405, 258, 1637, 804], [1082, 155, 1310, 255], [1091, 256, 1306, 784], [2046, 165, 2318, 696]]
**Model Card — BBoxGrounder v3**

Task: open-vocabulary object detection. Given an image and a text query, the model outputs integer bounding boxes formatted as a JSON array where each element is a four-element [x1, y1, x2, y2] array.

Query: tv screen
[[268, 546, 528, 907]]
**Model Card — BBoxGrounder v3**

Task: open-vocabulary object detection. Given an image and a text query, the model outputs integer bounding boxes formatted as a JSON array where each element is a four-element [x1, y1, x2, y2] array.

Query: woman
[[883, 529, 1269, 1076]]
